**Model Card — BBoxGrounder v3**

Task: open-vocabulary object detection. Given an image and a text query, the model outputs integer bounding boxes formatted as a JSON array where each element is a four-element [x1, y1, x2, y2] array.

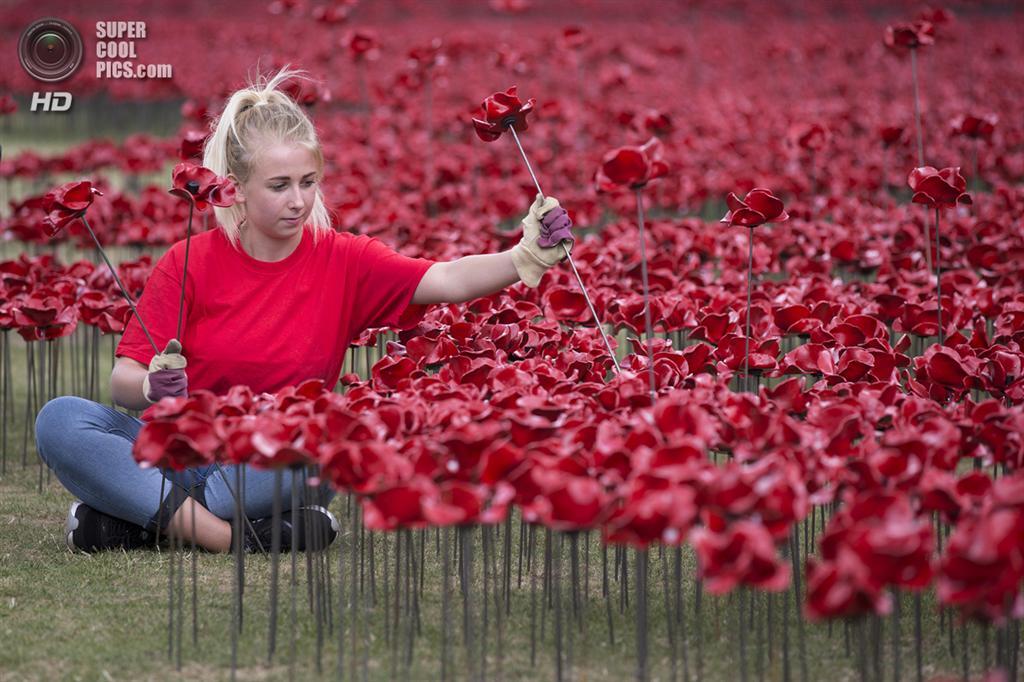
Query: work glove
[[510, 193, 575, 288], [142, 339, 188, 404]]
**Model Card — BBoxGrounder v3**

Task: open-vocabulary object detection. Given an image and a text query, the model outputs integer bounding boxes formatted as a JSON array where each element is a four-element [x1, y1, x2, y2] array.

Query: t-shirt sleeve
[[350, 236, 437, 333], [115, 248, 184, 367]]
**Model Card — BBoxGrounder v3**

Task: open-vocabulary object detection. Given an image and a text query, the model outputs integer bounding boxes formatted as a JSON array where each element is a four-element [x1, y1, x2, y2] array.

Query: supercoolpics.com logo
[[18, 17, 174, 113], [93, 21, 173, 80], [18, 18, 82, 111]]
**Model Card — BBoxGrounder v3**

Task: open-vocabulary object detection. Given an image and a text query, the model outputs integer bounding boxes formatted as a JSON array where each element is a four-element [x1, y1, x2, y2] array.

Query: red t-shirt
[[116, 227, 435, 405]]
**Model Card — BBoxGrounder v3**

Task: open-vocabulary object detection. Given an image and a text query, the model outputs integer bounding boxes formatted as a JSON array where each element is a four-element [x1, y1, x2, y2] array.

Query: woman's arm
[[110, 356, 152, 411], [412, 250, 520, 305]]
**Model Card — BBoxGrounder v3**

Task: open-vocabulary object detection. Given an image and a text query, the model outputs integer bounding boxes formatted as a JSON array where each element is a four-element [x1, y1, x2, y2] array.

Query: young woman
[[34, 68, 574, 554]]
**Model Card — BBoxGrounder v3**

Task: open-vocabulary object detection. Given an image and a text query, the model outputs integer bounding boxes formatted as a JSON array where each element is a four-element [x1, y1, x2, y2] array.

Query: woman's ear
[[227, 174, 245, 204]]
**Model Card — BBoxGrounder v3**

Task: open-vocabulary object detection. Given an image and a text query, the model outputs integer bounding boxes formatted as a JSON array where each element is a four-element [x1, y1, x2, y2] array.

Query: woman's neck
[[239, 228, 303, 262]]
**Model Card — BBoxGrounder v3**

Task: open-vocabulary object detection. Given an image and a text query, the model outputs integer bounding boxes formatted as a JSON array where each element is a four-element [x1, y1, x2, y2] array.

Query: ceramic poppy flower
[[805, 550, 892, 620], [178, 130, 208, 161], [560, 26, 589, 51], [604, 479, 697, 548], [471, 86, 536, 142], [907, 166, 972, 209], [949, 114, 998, 142], [41, 181, 103, 236], [594, 137, 669, 192], [883, 21, 935, 50], [879, 125, 906, 147], [788, 122, 829, 152], [343, 30, 379, 61], [720, 188, 789, 228], [691, 521, 791, 594], [169, 163, 236, 211], [937, 507, 1024, 623]]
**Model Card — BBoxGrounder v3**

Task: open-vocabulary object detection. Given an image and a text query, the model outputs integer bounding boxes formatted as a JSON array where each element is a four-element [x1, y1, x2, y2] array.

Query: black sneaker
[[242, 505, 339, 554], [65, 501, 156, 553]]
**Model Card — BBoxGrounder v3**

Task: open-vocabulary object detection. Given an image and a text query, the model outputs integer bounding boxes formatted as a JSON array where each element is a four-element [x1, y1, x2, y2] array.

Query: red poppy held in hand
[[169, 163, 237, 211], [594, 137, 669, 192], [471, 86, 536, 142], [720, 188, 789, 228], [41, 181, 103, 236], [907, 166, 972, 209]]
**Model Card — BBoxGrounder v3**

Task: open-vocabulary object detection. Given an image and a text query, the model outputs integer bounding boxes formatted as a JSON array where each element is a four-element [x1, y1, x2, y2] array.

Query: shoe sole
[[303, 505, 340, 549], [65, 501, 82, 553], [306, 505, 341, 534]]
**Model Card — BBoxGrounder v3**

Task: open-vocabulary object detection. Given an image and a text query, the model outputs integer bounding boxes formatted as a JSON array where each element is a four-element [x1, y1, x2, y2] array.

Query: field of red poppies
[[2, 0, 1024, 680]]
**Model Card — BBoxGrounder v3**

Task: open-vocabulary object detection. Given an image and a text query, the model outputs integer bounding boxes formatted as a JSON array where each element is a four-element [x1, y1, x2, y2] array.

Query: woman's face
[[231, 141, 319, 249]]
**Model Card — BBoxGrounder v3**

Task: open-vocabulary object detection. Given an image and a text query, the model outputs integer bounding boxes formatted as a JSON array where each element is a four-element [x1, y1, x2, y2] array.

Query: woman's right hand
[[142, 338, 189, 403]]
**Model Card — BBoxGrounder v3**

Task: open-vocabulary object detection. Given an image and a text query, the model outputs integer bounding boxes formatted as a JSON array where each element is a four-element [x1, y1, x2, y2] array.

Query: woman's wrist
[[110, 360, 152, 411]]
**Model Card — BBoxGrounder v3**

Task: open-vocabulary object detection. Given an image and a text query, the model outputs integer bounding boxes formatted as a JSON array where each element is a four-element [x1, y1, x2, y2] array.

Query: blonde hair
[[203, 65, 333, 248]]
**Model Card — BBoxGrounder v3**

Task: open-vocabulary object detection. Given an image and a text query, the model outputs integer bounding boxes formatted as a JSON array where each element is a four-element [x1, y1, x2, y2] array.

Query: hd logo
[[30, 92, 73, 112], [19, 17, 83, 113]]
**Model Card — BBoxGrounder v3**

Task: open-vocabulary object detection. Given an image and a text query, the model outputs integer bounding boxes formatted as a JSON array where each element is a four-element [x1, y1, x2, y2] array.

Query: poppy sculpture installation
[[4, 8, 1024, 681]]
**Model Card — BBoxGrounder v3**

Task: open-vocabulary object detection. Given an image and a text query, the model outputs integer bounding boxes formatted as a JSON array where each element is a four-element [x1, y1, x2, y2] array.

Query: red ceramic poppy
[[805, 549, 892, 620], [471, 86, 536, 142], [178, 130, 208, 161], [691, 521, 791, 595], [883, 21, 935, 50], [788, 122, 829, 152], [878, 125, 906, 147], [343, 30, 379, 61], [907, 166, 972, 209], [169, 163, 236, 211], [560, 26, 589, 51], [594, 137, 669, 192], [604, 478, 697, 548], [41, 181, 103, 236], [949, 114, 997, 143], [720, 188, 789, 228], [937, 506, 1024, 623]]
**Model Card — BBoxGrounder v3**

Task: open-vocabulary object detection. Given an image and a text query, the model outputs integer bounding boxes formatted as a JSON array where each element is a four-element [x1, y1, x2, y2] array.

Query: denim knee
[[34, 395, 89, 468]]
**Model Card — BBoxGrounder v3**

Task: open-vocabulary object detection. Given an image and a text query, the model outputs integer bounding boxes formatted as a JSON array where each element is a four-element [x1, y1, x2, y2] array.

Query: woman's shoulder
[[315, 228, 378, 256], [155, 227, 223, 274]]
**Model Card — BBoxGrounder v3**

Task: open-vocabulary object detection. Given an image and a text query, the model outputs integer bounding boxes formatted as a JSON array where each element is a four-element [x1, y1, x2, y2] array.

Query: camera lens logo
[[18, 18, 83, 83]]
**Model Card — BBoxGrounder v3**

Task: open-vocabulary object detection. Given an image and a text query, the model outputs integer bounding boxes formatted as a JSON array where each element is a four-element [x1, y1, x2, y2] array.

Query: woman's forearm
[[110, 360, 152, 411], [444, 249, 520, 303]]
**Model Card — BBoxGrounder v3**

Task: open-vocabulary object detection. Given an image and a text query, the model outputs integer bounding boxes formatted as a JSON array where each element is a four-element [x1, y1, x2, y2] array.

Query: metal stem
[[934, 207, 943, 345], [910, 48, 934, 275], [214, 464, 266, 553], [635, 188, 657, 399], [79, 215, 159, 355], [745, 228, 754, 393], [507, 126, 621, 376], [911, 48, 925, 166], [176, 199, 194, 341]]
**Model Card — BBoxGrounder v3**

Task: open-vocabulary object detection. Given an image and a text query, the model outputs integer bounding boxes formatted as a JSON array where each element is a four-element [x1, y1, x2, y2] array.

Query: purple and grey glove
[[142, 338, 189, 404], [538, 206, 574, 248], [510, 194, 576, 288]]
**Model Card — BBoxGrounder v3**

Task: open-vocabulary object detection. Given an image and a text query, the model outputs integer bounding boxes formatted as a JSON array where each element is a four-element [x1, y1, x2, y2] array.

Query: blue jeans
[[35, 396, 335, 532]]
